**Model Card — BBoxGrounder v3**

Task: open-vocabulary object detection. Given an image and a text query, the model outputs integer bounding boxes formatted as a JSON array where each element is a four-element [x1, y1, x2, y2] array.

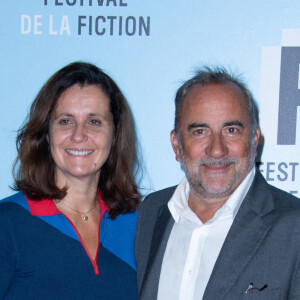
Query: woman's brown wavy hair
[[13, 62, 141, 219]]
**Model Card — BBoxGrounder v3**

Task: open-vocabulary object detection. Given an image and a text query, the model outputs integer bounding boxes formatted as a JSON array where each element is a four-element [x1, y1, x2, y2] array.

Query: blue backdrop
[[1, 0, 299, 198]]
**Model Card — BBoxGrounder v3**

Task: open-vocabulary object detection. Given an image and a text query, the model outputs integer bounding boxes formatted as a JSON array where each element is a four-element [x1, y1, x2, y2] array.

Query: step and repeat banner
[[1, 1, 300, 198]]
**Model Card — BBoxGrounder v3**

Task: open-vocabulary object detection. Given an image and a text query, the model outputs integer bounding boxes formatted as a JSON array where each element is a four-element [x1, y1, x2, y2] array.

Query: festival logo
[[259, 29, 300, 196]]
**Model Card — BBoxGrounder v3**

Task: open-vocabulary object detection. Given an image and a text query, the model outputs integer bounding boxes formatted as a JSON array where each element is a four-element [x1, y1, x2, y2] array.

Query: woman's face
[[49, 84, 114, 186]]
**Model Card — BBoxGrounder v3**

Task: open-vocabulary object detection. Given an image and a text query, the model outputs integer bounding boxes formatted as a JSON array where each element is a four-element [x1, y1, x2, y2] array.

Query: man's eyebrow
[[223, 121, 245, 128], [187, 123, 209, 131]]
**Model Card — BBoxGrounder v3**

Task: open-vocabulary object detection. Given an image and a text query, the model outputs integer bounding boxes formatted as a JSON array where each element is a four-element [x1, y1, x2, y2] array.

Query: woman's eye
[[89, 119, 101, 125], [58, 119, 71, 125]]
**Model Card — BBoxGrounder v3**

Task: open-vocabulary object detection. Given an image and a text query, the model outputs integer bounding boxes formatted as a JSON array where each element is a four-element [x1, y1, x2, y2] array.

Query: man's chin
[[203, 188, 233, 198], [191, 180, 235, 199]]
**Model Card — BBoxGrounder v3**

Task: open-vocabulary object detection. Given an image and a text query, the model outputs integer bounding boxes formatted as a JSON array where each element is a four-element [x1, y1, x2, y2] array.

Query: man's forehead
[[179, 83, 251, 127], [183, 82, 246, 103]]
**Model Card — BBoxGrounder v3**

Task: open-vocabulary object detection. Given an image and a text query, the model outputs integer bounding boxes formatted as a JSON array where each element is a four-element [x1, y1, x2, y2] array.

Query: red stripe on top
[[98, 189, 109, 213], [26, 190, 109, 275], [26, 196, 60, 216], [26, 189, 109, 217], [58, 190, 108, 275]]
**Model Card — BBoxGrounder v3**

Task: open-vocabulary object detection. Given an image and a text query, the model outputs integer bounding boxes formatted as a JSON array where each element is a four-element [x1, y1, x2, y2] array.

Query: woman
[[0, 62, 141, 299]]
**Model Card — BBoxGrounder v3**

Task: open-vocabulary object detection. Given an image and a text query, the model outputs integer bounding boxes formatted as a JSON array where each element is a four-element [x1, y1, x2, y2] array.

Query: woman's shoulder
[[102, 209, 137, 238], [102, 209, 138, 244], [102, 209, 138, 271], [112, 209, 138, 228], [0, 193, 32, 232], [0, 192, 29, 212]]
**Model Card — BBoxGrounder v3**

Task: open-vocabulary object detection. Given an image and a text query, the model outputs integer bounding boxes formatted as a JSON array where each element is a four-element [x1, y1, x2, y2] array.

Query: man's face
[[171, 83, 260, 200]]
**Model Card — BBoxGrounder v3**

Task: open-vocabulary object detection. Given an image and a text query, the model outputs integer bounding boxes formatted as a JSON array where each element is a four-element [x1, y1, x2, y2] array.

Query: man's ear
[[170, 130, 181, 162], [254, 126, 261, 148]]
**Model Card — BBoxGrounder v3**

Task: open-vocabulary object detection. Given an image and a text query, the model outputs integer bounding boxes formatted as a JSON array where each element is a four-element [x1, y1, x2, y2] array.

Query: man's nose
[[71, 124, 88, 143], [205, 133, 228, 158]]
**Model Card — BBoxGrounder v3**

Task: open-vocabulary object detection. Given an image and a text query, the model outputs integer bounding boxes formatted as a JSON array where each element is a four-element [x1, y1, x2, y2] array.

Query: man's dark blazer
[[135, 171, 300, 300]]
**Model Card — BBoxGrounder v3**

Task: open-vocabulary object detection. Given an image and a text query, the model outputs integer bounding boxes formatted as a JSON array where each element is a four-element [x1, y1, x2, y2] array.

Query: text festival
[[20, 0, 150, 36], [44, 0, 128, 6]]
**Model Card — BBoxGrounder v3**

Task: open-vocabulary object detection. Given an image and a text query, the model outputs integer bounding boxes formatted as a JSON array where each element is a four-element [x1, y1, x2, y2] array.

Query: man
[[135, 67, 300, 300]]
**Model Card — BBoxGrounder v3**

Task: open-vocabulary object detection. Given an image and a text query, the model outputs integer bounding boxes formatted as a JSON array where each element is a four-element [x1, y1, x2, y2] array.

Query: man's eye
[[227, 127, 238, 133], [194, 129, 204, 135]]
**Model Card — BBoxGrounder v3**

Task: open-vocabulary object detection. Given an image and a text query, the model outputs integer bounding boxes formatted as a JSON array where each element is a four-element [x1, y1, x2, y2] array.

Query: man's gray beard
[[178, 139, 257, 197]]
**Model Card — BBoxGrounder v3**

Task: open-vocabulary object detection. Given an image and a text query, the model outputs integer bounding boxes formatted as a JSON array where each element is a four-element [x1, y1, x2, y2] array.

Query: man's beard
[[178, 138, 256, 198]]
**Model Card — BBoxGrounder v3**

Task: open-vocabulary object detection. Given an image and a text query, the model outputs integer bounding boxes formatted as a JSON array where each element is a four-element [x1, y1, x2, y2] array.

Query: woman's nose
[[71, 124, 88, 143]]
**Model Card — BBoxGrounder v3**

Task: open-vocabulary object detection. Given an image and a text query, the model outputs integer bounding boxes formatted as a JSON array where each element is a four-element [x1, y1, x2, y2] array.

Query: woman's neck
[[55, 173, 100, 211]]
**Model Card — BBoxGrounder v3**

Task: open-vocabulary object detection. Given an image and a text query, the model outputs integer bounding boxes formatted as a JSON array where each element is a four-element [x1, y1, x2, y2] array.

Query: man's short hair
[[174, 66, 259, 135]]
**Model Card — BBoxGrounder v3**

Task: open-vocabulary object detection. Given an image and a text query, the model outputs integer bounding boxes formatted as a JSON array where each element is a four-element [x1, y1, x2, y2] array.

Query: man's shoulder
[[267, 182, 300, 209], [142, 185, 177, 207], [254, 172, 300, 216]]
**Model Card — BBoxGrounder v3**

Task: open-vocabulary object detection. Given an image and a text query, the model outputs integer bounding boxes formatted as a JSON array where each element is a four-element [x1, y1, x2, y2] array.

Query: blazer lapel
[[203, 172, 278, 300], [140, 204, 174, 299]]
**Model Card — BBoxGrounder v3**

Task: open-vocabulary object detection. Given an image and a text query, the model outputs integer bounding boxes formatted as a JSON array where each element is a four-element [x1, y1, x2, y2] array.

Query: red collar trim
[[26, 189, 109, 217], [26, 196, 59, 216], [98, 189, 109, 212]]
